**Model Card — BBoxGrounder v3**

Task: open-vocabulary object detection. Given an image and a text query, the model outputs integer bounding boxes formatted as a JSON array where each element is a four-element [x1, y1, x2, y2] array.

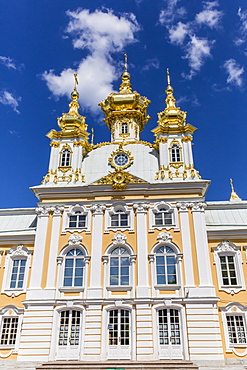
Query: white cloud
[[184, 36, 213, 78], [159, 0, 186, 26], [223, 59, 244, 87], [195, 1, 223, 28], [0, 91, 21, 113], [169, 22, 189, 44], [235, 8, 247, 45], [43, 9, 140, 114], [142, 58, 160, 71], [0, 56, 17, 70]]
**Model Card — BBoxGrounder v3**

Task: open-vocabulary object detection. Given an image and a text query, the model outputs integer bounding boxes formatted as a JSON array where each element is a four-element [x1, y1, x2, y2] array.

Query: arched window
[[121, 122, 128, 134], [110, 247, 130, 286], [111, 209, 128, 228], [171, 145, 181, 162], [63, 248, 85, 287], [69, 211, 86, 229], [155, 207, 173, 226], [155, 246, 177, 285], [60, 148, 71, 167]]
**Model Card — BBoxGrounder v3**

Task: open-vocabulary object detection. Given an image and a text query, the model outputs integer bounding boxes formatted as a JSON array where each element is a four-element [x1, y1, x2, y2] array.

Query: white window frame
[[221, 302, 247, 356], [213, 240, 245, 294], [0, 305, 24, 354], [103, 232, 136, 292], [57, 234, 90, 293], [59, 145, 72, 168], [105, 203, 134, 233], [149, 202, 178, 232], [63, 205, 90, 233], [1, 245, 32, 297], [149, 231, 183, 291]]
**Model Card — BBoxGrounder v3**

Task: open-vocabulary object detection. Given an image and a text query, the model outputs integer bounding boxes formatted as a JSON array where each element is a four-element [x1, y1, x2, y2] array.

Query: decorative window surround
[[103, 232, 136, 292], [0, 305, 24, 356], [213, 240, 245, 294], [149, 231, 183, 292], [62, 204, 90, 234], [221, 302, 247, 356], [149, 202, 178, 232], [57, 233, 90, 293], [105, 203, 134, 233], [2, 245, 32, 297]]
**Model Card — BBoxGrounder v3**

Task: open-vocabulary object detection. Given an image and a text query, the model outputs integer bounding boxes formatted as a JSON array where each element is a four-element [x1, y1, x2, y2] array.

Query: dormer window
[[171, 144, 181, 162], [121, 122, 128, 134]]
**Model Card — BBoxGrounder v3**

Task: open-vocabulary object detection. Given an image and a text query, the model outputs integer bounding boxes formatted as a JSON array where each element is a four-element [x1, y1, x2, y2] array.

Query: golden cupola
[[99, 55, 151, 143], [47, 74, 89, 144]]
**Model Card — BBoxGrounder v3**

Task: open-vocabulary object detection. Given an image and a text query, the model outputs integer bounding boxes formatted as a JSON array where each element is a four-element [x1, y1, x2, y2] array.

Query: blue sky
[[1, 0, 247, 208]]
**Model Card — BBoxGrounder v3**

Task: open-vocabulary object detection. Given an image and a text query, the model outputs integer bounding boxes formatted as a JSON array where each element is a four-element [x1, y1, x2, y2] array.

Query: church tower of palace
[[0, 60, 247, 370]]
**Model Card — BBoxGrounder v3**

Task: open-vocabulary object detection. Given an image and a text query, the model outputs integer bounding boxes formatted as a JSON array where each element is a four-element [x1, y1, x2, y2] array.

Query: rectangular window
[[0, 317, 19, 346], [10, 259, 26, 289], [220, 255, 237, 286], [227, 315, 246, 344]]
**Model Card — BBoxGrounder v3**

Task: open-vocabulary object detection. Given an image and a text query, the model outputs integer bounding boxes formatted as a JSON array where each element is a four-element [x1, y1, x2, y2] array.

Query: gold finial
[[167, 68, 171, 86], [165, 68, 176, 109], [230, 178, 242, 201], [120, 54, 132, 93], [74, 73, 79, 89]]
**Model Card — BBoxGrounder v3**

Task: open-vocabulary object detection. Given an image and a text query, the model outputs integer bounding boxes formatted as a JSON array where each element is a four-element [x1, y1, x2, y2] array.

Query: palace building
[[0, 64, 247, 370]]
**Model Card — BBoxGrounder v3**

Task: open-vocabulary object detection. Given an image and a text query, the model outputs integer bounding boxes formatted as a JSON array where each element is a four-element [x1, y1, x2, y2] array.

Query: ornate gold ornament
[[108, 143, 134, 170], [94, 167, 145, 191], [58, 166, 71, 173], [60, 143, 72, 153], [50, 141, 60, 147]]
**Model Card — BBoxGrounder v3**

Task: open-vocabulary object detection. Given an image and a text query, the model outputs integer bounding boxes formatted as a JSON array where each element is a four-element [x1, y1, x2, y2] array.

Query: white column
[[187, 141, 193, 165], [134, 203, 150, 298], [182, 141, 190, 167], [48, 146, 55, 170], [191, 202, 215, 296], [87, 204, 106, 299], [177, 202, 195, 289], [45, 206, 64, 297], [27, 206, 50, 299]]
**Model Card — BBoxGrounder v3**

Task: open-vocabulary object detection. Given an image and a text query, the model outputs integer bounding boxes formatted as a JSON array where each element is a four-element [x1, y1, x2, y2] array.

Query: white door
[[108, 309, 131, 359], [56, 310, 82, 360], [158, 308, 183, 359]]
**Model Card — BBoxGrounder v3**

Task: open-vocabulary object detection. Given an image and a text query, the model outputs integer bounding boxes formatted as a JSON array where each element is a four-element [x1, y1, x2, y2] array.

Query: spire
[[165, 68, 176, 109], [230, 179, 242, 201], [119, 54, 132, 93]]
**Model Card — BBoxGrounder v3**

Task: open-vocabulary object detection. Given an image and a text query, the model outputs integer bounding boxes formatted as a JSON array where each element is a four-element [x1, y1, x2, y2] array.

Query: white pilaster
[[176, 202, 195, 291], [45, 206, 64, 297], [191, 202, 215, 296], [27, 206, 50, 299], [134, 203, 150, 298], [87, 204, 106, 299], [182, 141, 190, 167], [159, 141, 169, 168]]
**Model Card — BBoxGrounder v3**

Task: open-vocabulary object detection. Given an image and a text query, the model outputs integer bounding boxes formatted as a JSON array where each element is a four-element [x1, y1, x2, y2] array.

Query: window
[[2, 245, 32, 296], [111, 209, 128, 228], [63, 248, 85, 287], [156, 246, 177, 285], [213, 241, 245, 294], [10, 259, 26, 289], [171, 144, 181, 162], [60, 147, 71, 167], [69, 211, 86, 229], [0, 317, 18, 346], [110, 247, 130, 286], [121, 122, 128, 134], [226, 315, 246, 345], [155, 208, 173, 226], [220, 255, 237, 286]]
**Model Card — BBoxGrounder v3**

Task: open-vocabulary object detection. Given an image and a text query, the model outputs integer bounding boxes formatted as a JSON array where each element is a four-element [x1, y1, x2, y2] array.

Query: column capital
[[191, 202, 207, 212], [35, 206, 50, 217], [50, 205, 64, 216], [90, 204, 106, 215], [133, 203, 150, 213], [176, 202, 191, 212]]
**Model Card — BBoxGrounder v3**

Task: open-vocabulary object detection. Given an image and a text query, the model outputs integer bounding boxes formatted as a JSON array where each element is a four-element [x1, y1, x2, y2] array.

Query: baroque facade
[[0, 66, 247, 369]]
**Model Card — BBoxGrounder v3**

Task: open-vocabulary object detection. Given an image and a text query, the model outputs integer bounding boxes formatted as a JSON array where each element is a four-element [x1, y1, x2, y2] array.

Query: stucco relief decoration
[[112, 232, 127, 245], [215, 240, 239, 252], [12, 245, 26, 256], [36, 206, 50, 216], [157, 231, 172, 242], [90, 204, 106, 215], [176, 202, 190, 211], [191, 202, 206, 212], [68, 233, 83, 246], [133, 203, 150, 213], [51, 205, 64, 216]]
